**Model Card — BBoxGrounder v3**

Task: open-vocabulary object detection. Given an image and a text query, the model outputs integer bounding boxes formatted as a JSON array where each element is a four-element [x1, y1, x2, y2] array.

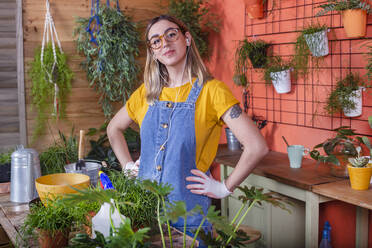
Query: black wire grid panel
[[244, 0, 372, 136]]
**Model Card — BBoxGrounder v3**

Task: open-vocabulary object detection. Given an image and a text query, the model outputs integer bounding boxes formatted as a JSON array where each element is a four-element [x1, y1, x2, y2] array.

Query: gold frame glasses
[[148, 28, 181, 50]]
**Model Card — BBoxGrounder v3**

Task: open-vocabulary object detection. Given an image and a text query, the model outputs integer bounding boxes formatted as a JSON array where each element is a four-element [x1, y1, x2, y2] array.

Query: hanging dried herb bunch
[[29, 43, 73, 140], [74, 4, 141, 118]]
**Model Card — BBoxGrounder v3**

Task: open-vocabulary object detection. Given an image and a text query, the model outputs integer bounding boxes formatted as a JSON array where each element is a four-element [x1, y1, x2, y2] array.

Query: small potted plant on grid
[[264, 56, 293, 94], [315, 0, 371, 38], [325, 72, 370, 118], [293, 24, 329, 79]]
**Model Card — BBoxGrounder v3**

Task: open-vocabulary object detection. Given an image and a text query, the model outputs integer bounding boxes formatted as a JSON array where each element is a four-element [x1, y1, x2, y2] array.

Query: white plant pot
[[270, 69, 291, 94], [304, 29, 329, 57], [343, 88, 363, 117]]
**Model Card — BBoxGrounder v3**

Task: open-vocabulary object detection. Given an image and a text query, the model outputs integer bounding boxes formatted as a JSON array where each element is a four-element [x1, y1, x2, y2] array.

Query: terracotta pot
[[83, 211, 96, 237], [244, 0, 264, 19], [342, 9, 367, 38], [348, 165, 372, 190], [37, 228, 69, 248]]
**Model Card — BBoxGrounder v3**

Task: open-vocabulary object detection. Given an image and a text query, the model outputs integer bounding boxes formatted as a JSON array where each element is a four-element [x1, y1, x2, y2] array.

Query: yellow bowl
[[35, 173, 90, 204]]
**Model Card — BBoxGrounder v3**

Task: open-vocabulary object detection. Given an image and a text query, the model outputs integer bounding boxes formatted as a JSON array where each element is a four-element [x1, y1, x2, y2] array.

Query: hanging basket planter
[[303, 29, 329, 57], [248, 44, 269, 68], [270, 69, 291, 94], [342, 9, 367, 38], [244, 0, 264, 19], [343, 87, 363, 117]]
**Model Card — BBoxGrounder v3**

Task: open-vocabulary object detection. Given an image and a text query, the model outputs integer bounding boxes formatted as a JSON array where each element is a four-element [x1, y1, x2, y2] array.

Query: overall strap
[[185, 79, 203, 104]]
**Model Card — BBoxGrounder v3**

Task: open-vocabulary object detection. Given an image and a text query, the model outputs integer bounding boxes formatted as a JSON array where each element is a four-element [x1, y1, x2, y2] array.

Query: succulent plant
[[348, 146, 370, 167]]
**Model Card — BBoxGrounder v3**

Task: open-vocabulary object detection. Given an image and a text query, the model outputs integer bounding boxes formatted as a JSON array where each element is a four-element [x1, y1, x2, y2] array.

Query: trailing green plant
[[233, 39, 270, 87], [310, 126, 361, 165], [168, 0, 220, 59], [263, 56, 292, 85], [74, 4, 141, 118], [29, 43, 73, 141], [324, 73, 368, 115], [39, 129, 78, 175], [293, 24, 327, 79], [366, 44, 372, 82], [316, 0, 372, 16]]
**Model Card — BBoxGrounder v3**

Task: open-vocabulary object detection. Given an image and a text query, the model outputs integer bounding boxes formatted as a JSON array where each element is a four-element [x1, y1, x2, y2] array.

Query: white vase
[[270, 69, 291, 94], [303, 29, 329, 57], [343, 88, 363, 117]]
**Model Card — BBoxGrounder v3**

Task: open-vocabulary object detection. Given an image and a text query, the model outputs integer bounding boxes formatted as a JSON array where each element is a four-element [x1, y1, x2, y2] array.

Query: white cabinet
[[221, 166, 306, 248]]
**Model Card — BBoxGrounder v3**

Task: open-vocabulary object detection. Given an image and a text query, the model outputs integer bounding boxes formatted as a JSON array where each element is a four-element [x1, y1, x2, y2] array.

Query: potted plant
[[316, 0, 371, 38], [325, 73, 369, 117], [347, 146, 372, 190], [302, 25, 329, 57], [244, 0, 266, 19], [0, 149, 13, 193], [20, 199, 75, 248], [264, 56, 292, 94], [310, 126, 362, 177]]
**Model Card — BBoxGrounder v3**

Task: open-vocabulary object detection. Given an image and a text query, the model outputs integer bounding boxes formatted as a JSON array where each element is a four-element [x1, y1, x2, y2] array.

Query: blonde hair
[[144, 15, 211, 104]]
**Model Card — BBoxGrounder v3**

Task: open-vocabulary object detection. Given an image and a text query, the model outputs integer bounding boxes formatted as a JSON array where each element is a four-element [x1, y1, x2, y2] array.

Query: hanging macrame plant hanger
[[41, 0, 63, 117]]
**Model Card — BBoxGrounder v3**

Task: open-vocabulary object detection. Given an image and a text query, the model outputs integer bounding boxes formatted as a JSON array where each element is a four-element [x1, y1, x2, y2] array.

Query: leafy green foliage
[[263, 56, 292, 85], [199, 228, 250, 248], [20, 199, 76, 243], [86, 123, 140, 169], [237, 185, 292, 213], [69, 218, 151, 248], [325, 73, 368, 115], [39, 129, 78, 175], [168, 0, 220, 58], [316, 0, 372, 16], [366, 45, 372, 82], [29, 43, 73, 141], [74, 5, 141, 118], [141, 180, 174, 198], [233, 39, 270, 87], [293, 24, 327, 79], [310, 126, 360, 165], [0, 149, 13, 164], [107, 171, 158, 230]]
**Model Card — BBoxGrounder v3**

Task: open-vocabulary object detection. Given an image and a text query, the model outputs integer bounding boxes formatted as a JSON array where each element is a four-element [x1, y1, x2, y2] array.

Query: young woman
[[107, 15, 268, 244]]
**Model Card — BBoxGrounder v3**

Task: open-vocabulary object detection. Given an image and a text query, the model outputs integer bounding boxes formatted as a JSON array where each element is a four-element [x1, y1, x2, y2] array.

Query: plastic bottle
[[319, 229, 332, 248], [92, 199, 125, 238], [325, 221, 332, 242]]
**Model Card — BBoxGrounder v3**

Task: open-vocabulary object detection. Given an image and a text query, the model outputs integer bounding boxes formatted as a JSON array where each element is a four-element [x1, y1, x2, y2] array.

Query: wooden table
[[215, 144, 344, 248], [313, 180, 372, 248], [0, 194, 31, 247]]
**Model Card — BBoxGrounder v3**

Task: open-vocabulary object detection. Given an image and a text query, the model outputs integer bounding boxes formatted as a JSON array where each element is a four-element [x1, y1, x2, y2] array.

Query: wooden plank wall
[[0, 0, 19, 150], [23, 0, 167, 151]]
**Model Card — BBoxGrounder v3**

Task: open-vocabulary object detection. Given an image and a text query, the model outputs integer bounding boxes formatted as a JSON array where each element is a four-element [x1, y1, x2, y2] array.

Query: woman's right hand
[[122, 159, 140, 178]]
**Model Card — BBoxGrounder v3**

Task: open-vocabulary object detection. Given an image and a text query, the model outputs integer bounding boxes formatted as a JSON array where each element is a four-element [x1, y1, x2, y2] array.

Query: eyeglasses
[[148, 28, 181, 50]]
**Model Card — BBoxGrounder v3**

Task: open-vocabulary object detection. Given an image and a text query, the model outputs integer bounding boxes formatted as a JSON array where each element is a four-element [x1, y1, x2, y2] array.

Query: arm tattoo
[[229, 104, 242, 119]]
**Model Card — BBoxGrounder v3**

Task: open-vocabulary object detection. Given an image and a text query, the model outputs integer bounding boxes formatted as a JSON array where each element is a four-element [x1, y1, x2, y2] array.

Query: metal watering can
[[10, 146, 41, 203]]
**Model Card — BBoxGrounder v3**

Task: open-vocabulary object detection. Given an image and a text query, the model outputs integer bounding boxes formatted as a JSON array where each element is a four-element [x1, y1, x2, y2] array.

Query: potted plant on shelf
[[310, 126, 362, 178], [20, 199, 75, 248], [347, 146, 372, 190], [264, 56, 292, 94], [315, 0, 371, 38], [325, 73, 369, 117]]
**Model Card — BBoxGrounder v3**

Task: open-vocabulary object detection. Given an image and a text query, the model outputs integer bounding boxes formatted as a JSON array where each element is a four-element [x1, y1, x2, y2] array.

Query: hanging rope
[[41, 0, 63, 117]]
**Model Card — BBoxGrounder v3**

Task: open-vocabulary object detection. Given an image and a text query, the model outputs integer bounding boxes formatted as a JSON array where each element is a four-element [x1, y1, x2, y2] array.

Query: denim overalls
[[139, 80, 212, 245]]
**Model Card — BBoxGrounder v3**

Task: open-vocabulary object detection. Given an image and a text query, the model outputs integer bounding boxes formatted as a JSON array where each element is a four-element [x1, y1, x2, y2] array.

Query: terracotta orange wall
[[206, 0, 372, 247]]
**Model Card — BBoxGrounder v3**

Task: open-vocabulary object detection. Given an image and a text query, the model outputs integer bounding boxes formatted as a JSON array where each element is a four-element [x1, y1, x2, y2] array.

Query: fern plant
[[168, 0, 220, 59], [29, 43, 73, 141], [74, 4, 141, 118], [316, 0, 372, 17]]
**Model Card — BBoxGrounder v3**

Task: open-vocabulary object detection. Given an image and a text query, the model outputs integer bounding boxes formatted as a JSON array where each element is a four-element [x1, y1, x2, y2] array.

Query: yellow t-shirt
[[125, 79, 239, 172]]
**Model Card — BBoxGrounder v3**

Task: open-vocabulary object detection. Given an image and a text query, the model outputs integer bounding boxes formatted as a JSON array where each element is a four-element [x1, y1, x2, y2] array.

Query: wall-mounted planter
[[342, 9, 367, 38], [343, 88, 363, 117], [249, 45, 269, 68], [270, 69, 291, 94], [303, 29, 329, 57], [244, 0, 264, 19]]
